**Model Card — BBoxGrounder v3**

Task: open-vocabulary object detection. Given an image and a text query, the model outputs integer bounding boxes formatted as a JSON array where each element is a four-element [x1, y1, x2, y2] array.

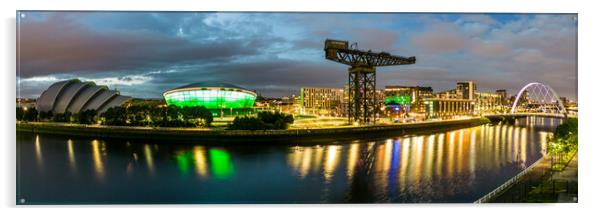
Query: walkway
[[553, 154, 578, 202], [489, 154, 578, 203]]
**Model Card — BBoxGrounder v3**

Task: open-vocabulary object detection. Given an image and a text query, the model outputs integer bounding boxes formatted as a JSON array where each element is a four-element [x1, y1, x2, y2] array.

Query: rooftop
[[168, 82, 250, 91]]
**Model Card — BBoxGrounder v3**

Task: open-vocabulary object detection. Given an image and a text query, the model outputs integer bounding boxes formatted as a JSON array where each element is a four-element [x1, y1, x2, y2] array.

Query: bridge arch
[[511, 82, 567, 115]]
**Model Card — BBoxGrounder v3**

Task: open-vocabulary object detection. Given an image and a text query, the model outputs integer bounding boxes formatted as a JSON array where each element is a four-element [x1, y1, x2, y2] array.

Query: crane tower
[[324, 39, 416, 124]]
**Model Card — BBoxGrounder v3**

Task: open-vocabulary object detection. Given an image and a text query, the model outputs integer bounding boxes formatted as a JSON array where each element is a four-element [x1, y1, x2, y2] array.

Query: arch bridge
[[486, 82, 570, 119]]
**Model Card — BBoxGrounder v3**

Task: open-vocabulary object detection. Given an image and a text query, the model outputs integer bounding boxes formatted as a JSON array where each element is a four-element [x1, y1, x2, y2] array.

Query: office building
[[300, 87, 345, 115], [456, 81, 476, 100]]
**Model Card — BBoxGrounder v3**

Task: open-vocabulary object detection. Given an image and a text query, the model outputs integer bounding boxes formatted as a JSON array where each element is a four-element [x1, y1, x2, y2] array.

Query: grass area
[[294, 115, 318, 119], [526, 176, 577, 202]]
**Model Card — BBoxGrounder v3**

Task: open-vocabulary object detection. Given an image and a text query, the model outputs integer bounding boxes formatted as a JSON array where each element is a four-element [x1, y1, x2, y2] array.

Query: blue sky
[[17, 12, 577, 100]]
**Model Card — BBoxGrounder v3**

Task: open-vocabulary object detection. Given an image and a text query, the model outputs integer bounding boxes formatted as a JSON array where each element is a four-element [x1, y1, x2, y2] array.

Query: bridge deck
[[484, 113, 576, 118]]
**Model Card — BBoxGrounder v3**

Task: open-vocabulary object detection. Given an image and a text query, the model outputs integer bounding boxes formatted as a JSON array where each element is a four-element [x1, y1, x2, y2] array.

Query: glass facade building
[[163, 82, 256, 109]]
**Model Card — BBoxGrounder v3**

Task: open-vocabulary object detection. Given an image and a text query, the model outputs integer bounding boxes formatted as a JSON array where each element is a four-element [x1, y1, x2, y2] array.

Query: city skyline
[[17, 12, 577, 101]]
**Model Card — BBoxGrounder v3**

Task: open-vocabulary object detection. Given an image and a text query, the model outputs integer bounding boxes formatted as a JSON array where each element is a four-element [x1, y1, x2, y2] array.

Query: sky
[[17, 12, 577, 101]]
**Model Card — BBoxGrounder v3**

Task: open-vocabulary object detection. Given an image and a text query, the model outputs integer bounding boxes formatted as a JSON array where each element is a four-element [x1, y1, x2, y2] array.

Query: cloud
[[459, 14, 499, 25], [18, 13, 269, 78], [469, 39, 512, 58], [16, 12, 577, 101], [146, 59, 345, 97], [350, 28, 401, 52], [513, 49, 545, 64], [410, 23, 467, 53]]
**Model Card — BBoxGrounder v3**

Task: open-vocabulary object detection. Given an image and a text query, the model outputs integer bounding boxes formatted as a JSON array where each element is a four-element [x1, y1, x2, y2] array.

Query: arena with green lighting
[[163, 82, 257, 109], [385, 95, 411, 105]]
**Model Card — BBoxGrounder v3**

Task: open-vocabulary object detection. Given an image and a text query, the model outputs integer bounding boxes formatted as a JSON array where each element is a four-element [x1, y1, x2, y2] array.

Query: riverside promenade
[[16, 117, 490, 142], [487, 153, 578, 203]]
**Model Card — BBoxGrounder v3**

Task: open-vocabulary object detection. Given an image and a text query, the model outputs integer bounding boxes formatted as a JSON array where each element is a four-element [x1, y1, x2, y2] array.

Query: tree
[[181, 106, 213, 127], [126, 104, 153, 126], [149, 106, 167, 127], [166, 105, 181, 121], [77, 109, 98, 124], [258, 111, 294, 129], [229, 111, 294, 130], [229, 116, 266, 130], [52, 112, 72, 122], [16, 107, 24, 121], [101, 106, 127, 125], [553, 118, 578, 140], [39, 110, 54, 120], [23, 107, 38, 121]]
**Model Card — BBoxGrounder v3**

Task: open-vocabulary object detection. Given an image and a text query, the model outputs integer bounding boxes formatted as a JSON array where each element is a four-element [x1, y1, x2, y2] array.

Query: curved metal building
[[163, 82, 256, 109], [35, 79, 132, 114]]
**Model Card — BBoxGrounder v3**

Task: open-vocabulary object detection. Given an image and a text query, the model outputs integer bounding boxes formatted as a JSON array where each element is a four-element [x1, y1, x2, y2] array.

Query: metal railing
[[474, 156, 546, 203]]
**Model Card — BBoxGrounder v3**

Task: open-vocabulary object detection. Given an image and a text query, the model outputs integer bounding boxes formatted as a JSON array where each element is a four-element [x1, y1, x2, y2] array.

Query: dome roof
[[163, 82, 257, 109], [169, 82, 250, 91]]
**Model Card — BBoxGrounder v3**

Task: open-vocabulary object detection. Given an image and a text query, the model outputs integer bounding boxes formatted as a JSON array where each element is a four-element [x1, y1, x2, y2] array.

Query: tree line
[[17, 106, 297, 130], [228, 111, 294, 130], [16, 105, 214, 128], [548, 118, 578, 154], [100, 105, 213, 127], [547, 118, 578, 170]]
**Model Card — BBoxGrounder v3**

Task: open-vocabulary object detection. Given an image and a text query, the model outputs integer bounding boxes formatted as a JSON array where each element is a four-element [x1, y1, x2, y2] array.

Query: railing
[[485, 113, 571, 118], [474, 156, 547, 203]]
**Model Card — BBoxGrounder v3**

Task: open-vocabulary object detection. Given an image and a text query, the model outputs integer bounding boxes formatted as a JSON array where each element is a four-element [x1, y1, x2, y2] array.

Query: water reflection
[[175, 151, 192, 175], [91, 139, 105, 181], [192, 146, 208, 178], [67, 139, 76, 171], [34, 135, 43, 168], [208, 148, 234, 179], [18, 116, 563, 203], [144, 144, 155, 175], [324, 146, 341, 182], [346, 142, 360, 180], [285, 118, 559, 201]]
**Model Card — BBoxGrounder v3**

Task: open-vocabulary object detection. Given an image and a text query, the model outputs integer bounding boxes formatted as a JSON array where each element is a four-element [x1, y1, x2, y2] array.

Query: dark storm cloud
[[17, 12, 577, 101], [18, 13, 268, 78], [147, 60, 344, 97]]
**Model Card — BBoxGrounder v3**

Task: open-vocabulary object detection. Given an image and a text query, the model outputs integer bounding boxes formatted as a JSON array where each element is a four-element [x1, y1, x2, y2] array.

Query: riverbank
[[483, 152, 578, 203], [16, 117, 490, 142]]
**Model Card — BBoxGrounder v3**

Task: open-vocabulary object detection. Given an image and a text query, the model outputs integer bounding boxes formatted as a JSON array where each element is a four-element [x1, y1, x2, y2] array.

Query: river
[[16, 116, 562, 204]]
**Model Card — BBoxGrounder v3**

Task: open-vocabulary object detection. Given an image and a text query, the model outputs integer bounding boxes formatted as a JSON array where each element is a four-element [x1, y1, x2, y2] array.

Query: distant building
[[384, 85, 433, 113], [280, 95, 297, 105], [434, 89, 459, 99], [264, 95, 301, 114], [16, 98, 36, 109], [456, 81, 476, 100], [560, 97, 568, 107], [475, 92, 503, 114], [496, 89, 508, 105], [424, 98, 474, 119], [300, 87, 344, 116]]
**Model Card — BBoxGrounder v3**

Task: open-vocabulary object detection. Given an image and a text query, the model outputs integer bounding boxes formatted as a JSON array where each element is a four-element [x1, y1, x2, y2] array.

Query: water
[[16, 116, 562, 204]]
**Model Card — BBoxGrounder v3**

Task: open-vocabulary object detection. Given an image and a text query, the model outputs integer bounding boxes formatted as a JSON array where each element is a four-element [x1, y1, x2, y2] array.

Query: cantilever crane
[[324, 39, 416, 124]]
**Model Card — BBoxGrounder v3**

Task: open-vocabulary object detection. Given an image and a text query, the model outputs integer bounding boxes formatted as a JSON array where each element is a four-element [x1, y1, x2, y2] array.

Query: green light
[[209, 149, 234, 179], [385, 95, 411, 105], [175, 152, 192, 175], [164, 89, 256, 109]]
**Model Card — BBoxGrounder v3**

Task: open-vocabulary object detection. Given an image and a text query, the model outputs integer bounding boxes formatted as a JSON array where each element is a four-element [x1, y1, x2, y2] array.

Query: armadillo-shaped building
[[35, 79, 132, 114]]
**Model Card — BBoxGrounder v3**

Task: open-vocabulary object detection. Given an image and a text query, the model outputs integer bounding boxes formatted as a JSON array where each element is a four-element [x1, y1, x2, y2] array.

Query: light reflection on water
[[91, 139, 105, 181], [192, 146, 208, 179], [18, 116, 561, 203]]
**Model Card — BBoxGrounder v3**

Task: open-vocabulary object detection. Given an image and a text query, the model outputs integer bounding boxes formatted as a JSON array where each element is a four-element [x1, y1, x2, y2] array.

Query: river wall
[[17, 117, 490, 143]]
